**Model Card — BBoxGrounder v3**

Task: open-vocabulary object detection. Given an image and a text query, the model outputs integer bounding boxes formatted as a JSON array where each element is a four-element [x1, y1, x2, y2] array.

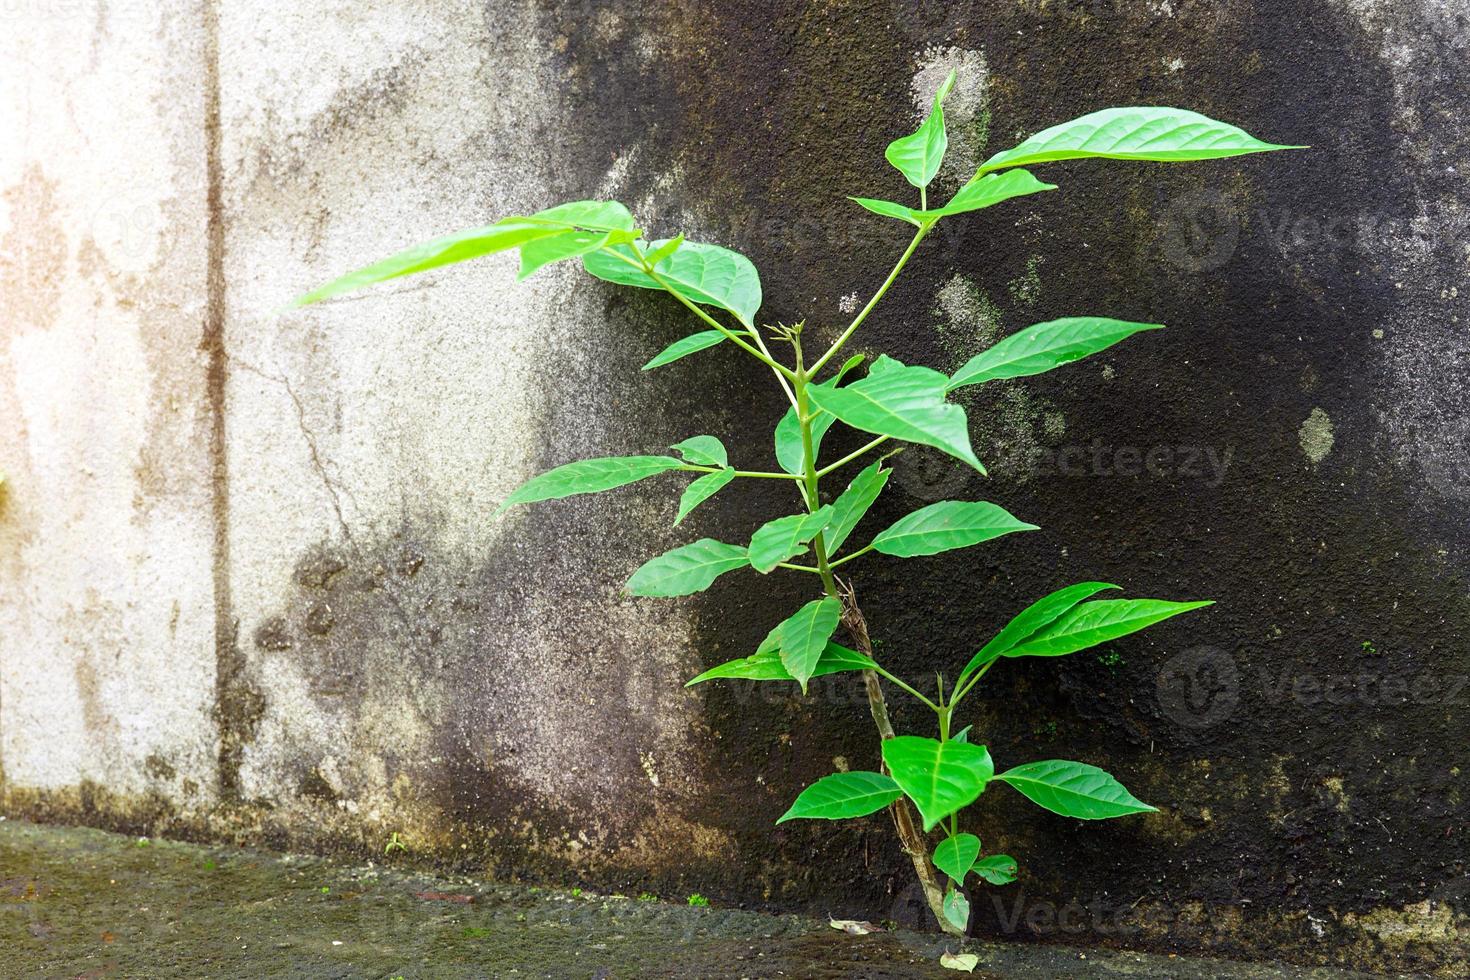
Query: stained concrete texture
[[0, 819, 1421, 980], [0, 3, 219, 803], [3, 0, 1470, 976]]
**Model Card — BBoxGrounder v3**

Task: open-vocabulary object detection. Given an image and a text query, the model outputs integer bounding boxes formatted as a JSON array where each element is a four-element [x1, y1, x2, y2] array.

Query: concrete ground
[[0, 819, 1415, 979]]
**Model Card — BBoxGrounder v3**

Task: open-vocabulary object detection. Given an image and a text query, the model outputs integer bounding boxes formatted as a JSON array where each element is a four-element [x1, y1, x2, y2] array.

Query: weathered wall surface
[[3, 0, 1469, 974]]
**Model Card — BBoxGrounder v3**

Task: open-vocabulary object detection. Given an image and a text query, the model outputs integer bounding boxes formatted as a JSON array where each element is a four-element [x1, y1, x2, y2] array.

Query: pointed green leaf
[[670, 435, 728, 468], [942, 888, 971, 931], [777, 597, 843, 690], [626, 539, 749, 597], [773, 357, 865, 475], [518, 228, 639, 280], [850, 197, 922, 226], [748, 506, 834, 573], [643, 330, 726, 371], [865, 354, 906, 376], [776, 771, 902, 823], [871, 501, 1037, 558], [806, 361, 983, 473], [1003, 598, 1214, 658], [583, 239, 762, 327], [956, 582, 1121, 686], [774, 406, 836, 476], [951, 725, 972, 744], [294, 222, 563, 307], [979, 107, 1304, 175], [948, 317, 1164, 391], [933, 833, 982, 884], [674, 468, 735, 526], [293, 200, 638, 306], [851, 172, 1057, 228], [972, 854, 1018, 885], [824, 461, 891, 555], [495, 455, 685, 516], [644, 234, 684, 267], [925, 169, 1057, 218], [886, 69, 956, 189], [685, 639, 876, 686], [881, 736, 994, 832], [996, 760, 1156, 820], [522, 200, 637, 232]]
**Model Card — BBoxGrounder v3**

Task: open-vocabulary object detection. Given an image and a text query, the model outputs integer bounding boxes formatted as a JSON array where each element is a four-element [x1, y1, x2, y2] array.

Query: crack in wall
[[230, 358, 357, 544]]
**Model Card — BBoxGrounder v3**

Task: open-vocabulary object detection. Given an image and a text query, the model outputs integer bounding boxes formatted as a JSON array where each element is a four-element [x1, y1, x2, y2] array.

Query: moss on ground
[[0, 820, 1408, 979]]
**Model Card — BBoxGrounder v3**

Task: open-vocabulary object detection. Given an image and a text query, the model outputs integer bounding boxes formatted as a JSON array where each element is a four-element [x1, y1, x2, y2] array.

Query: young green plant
[[290, 76, 1300, 936]]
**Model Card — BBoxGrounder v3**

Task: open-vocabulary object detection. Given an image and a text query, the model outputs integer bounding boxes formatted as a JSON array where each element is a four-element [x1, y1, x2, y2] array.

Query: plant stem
[[788, 354, 958, 937], [599, 247, 798, 404], [827, 544, 874, 570], [949, 658, 996, 714], [836, 580, 964, 938], [677, 465, 801, 480], [808, 222, 933, 376], [814, 436, 891, 478], [870, 663, 939, 712], [775, 562, 821, 574]]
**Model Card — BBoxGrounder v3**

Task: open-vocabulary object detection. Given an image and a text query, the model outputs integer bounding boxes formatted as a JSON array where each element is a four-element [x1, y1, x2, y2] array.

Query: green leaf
[[643, 330, 726, 371], [871, 501, 1037, 558], [806, 361, 983, 473], [518, 228, 639, 280], [850, 197, 923, 226], [933, 833, 982, 884], [995, 760, 1156, 820], [293, 200, 638, 306], [886, 69, 956, 189], [926, 169, 1057, 218], [748, 506, 834, 573], [824, 461, 890, 555], [522, 200, 638, 232], [972, 854, 1018, 885], [685, 639, 875, 686], [948, 317, 1164, 391], [1003, 598, 1214, 658], [670, 435, 728, 468], [644, 234, 684, 267], [674, 469, 735, 525], [853, 170, 1056, 225], [881, 736, 994, 832], [979, 107, 1304, 174], [942, 887, 971, 931], [866, 354, 905, 376], [940, 952, 980, 973], [495, 456, 685, 516], [956, 582, 1120, 686], [951, 725, 972, 744], [625, 539, 749, 597], [777, 597, 843, 691], [776, 771, 902, 823], [773, 357, 865, 475], [583, 239, 762, 327]]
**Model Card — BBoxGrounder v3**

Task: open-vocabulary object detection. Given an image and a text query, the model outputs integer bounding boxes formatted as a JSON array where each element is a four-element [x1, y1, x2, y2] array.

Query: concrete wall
[[3, 1, 1469, 973]]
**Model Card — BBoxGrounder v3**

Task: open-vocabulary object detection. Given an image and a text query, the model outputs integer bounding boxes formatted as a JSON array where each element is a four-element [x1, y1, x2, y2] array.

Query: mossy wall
[[2, 1, 1467, 974]]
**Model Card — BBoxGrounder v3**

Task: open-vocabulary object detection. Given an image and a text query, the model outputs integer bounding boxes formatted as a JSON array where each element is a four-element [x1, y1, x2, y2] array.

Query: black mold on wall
[[519, 0, 1470, 971]]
